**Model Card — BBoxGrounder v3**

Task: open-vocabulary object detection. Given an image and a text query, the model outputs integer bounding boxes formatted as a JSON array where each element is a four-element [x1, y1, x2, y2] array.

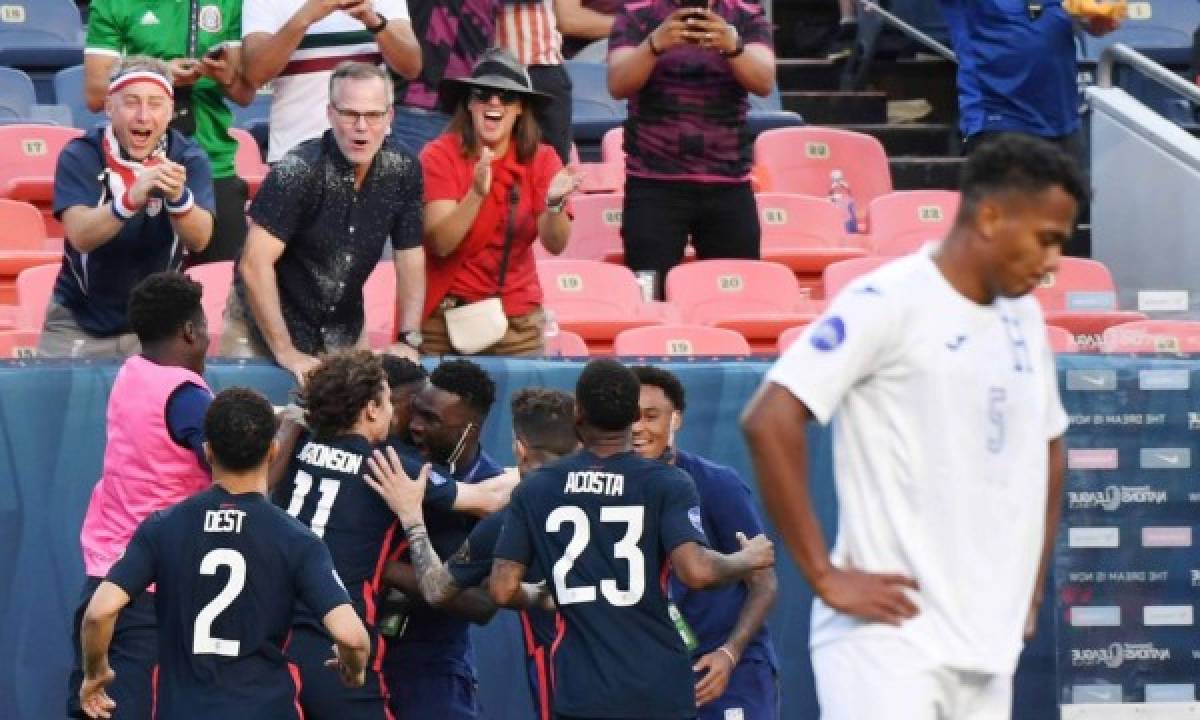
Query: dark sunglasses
[[469, 87, 522, 105]]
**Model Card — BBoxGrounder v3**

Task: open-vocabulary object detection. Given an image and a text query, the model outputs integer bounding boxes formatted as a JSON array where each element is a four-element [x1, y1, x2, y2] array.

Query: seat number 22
[[548, 505, 645, 607]]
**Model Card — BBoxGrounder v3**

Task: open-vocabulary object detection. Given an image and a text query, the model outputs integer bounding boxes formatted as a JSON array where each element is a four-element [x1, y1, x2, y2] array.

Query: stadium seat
[[0, 123, 83, 238], [537, 259, 678, 353], [665, 259, 818, 352], [0, 328, 38, 357], [613, 324, 752, 357], [1046, 324, 1079, 354], [15, 261, 57, 333], [756, 192, 868, 277], [777, 324, 809, 354], [746, 87, 805, 136], [362, 262, 395, 350], [184, 261, 233, 355], [1078, 2, 1200, 62], [0, 67, 36, 123], [1032, 257, 1146, 338], [0, 0, 85, 102], [230, 127, 267, 198], [228, 91, 273, 129], [601, 126, 624, 165], [551, 193, 623, 262], [543, 329, 589, 357], [753, 127, 892, 231], [868, 190, 960, 256], [54, 64, 106, 131], [565, 61, 626, 151], [822, 256, 892, 299], [1100, 320, 1200, 354], [0, 197, 46, 250]]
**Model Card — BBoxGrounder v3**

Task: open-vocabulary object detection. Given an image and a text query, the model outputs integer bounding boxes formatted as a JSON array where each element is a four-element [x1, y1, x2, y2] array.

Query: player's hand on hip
[[364, 446, 429, 525], [816, 566, 919, 625], [736, 531, 775, 570], [326, 644, 367, 688], [693, 646, 736, 706], [79, 666, 116, 719]]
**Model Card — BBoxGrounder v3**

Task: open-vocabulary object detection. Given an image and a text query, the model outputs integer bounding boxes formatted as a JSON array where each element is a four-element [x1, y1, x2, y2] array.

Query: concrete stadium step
[[889, 156, 964, 190], [837, 123, 958, 157], [776, 59, 843, 92], [782, 91, 888, 125]]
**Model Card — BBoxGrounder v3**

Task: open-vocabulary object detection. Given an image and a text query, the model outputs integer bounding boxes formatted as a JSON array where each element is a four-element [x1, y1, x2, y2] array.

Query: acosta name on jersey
[[564, 471, 626, 497]]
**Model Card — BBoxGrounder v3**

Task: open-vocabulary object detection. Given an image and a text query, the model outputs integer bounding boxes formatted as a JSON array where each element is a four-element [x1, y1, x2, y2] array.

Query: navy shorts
[[66, 576, 158, 720], [287, 625, 392, 720], [384, 660, 479, 720], [525, 645, 554, 720], [696, 657, 779, 720]]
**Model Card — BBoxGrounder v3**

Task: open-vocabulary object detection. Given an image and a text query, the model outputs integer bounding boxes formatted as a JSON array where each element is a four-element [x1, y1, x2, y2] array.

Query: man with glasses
[[222, 61, 425, 381]]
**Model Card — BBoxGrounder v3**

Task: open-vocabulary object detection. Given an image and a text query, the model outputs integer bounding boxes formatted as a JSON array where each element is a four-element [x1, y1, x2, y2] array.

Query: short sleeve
[[165, 382, 214, 470], [248, 154, 312, 242], [658, 467, 707, 552], [420, 137, 468, 203], [182, 145, 216, 213], [390, 157, 424, 251], [293, 534, 353, 619], [609, 5, 650, 51], [225, 0, 243, 42], [1042, 342, 1069, 439], [241, 0, 281, 36], [447, 511, 504, 588], [85, 0, 125, 54], [529, 145, 563, 216], [737, 1, 773, 48], [766, 280, 900, 425], [493, 484, 534, 565], [702, 468, 765, 555], [53, 141, 104, 218], [375, 0, 411, 21], [105, 514, 161, 598]]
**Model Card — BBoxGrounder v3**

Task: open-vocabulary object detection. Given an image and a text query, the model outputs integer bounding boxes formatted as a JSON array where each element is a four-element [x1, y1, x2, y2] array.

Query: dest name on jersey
[[563, 471, 625, 497]]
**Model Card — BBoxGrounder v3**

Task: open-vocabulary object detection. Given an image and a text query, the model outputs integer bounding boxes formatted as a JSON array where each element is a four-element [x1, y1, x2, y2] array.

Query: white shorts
[[812, 634, 1013, 720]]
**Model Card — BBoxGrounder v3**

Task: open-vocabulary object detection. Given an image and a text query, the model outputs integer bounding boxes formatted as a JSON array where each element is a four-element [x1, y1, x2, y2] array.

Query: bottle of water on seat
[[828, 169, 859, 234]]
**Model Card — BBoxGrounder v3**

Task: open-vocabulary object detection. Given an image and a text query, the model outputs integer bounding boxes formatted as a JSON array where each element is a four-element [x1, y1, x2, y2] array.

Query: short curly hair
[[576, 359, 640, 432], [430, 359, 496, 418], [302, 350, 387, 439], [511, 388, 576, 456], [127, 272, 204, 345], [204, 387, 276, 471], [382, 355, 427, 388], [631, 365, 686, 413]]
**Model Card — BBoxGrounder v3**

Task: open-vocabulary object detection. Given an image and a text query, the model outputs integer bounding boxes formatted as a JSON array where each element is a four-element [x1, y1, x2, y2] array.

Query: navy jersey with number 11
[[495, 449, 707, 719]]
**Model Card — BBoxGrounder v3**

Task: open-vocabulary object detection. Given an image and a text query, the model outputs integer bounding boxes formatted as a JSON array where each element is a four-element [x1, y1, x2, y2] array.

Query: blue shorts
[[287, 624, 391, 720], [696, 658, 779, 720], [383, 660, 479, 720], [67, 576, 157, 720]]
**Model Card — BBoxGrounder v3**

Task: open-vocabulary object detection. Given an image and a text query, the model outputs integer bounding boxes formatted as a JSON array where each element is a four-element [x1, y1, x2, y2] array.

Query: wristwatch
[[546, 195, 568, 214], [399, 330, 423, 348], [365, 12, 388, 34]]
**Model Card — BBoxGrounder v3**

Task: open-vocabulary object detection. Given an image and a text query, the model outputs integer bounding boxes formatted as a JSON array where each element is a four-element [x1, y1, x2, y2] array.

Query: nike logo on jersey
[[140, 10, 160, 24], [855, 284, 881, 295], [945, 334, 967, 350]]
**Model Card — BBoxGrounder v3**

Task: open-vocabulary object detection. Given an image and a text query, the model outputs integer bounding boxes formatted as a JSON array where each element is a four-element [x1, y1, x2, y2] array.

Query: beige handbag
[[444, 184, 521, 354]]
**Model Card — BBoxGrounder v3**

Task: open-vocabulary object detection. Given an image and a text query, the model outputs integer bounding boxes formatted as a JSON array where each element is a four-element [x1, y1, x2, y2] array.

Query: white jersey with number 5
[[767, 248, 1068, 674]]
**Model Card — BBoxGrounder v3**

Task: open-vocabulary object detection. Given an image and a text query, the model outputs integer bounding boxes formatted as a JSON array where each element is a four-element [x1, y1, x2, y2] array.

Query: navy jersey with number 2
[[105, 486, 351, 720], [495, 450, 707, 719]]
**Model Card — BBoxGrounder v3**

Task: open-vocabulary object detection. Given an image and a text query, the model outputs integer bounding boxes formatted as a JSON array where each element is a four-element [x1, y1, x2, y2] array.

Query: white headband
[[108, 70, 174, 98]]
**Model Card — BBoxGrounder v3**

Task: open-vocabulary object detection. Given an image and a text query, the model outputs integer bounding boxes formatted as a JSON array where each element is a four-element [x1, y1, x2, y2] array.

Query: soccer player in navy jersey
[[365, 388, 578, 720], [632, 366, 779, 719], [79, 387, 369, 720], [489, 359, 775, 720]]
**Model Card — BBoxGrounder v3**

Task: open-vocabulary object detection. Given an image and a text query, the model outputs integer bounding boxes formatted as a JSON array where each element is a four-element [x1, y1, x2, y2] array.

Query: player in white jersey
[[742, 133, 1083, 719]]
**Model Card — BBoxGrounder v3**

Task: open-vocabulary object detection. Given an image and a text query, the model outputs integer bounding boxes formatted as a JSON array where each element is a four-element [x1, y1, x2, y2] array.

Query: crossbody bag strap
[[493, 183, 521, 295]]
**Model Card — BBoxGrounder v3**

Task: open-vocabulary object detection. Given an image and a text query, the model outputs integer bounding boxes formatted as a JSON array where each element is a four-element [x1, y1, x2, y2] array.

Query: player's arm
[[321, 604, 370, 688], [79, 581, 131, 719], [740, 384, 918, 624], [488, 558, 528, 608], [669, 533, 773, 590], [267, 411, 306, 490], [1026, 435, 1065, 640], [451, 469, 519, 516]]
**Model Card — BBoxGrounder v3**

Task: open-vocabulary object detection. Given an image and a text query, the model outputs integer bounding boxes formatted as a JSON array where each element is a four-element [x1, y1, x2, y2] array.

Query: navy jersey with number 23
[[495, 450, 707, 719]]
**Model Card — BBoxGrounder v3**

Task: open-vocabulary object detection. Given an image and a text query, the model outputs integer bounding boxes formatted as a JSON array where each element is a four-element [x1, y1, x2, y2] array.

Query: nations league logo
[[809, 316, 846, 352], [1072, 642, 1171, 669], [1067, 485, 1167, 512]]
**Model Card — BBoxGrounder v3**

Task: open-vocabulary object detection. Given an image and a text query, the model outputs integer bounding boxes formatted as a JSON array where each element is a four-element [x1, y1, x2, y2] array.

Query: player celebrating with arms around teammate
[[490, 359, 775, 720], [742, 134, 1079, 719]]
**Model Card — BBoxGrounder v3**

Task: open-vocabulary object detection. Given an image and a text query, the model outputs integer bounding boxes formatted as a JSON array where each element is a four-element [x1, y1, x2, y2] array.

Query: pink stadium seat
[[550, 193, 624, 263], [601, 126, 624, 165], [576, 160, 624, 195], [1032, 257, 1145, 338], [0, 329, 38, 358], [184, 261, 233, 356], [777, 324, 810, 353], [543, 329, 589, 357], [753, 127, 892, 231], [1046, 324, 1079, 353], [613, 324, 752, 357], [362, 262, 396, 350], [821, 256, 892, 299], [868, 190, 960, 256], [537, 259, 677, 353], [0, 198, 59, 307], [230, 127, 267, 199], [0, 124, 83, 239], [16, 262, 58, 333], [1100, 320, 1200, 354], [665, 259, 818, 352], [756, 192, 867, 277]]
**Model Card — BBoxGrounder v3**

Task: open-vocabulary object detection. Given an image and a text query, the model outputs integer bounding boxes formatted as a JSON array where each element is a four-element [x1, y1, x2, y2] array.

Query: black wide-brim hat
[[437, 47, 552, 114]]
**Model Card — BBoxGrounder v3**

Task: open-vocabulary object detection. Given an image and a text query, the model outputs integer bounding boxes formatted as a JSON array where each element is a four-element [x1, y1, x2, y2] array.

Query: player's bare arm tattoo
[[404, 523, 461, 606]]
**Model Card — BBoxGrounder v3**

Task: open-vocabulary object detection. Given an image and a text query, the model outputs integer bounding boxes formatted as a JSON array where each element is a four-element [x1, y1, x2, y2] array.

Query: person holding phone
[[607, 0, 775, 298]]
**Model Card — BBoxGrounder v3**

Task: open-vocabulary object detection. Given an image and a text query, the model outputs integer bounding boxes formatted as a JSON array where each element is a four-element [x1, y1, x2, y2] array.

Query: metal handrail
[[1097, 42, 1200, 107], [858, 0, 957, 63]]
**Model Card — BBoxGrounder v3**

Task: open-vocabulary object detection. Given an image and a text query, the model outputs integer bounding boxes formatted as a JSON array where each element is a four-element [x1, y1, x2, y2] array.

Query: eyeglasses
[[469, 87, 522, 105], [330, 104, 390, 126]]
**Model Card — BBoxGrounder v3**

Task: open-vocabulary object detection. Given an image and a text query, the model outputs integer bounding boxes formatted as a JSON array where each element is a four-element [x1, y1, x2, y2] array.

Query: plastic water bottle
[[828, 169, 859, 234], [667, 601, 699, 652]]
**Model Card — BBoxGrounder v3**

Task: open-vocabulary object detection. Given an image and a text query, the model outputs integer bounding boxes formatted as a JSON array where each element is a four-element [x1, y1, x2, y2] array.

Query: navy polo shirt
[[942, 0, 1080, 139]]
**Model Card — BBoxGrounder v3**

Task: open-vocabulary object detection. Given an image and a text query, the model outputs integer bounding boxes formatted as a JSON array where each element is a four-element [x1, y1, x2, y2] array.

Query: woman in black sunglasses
[[416, 48, 581, 357]]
